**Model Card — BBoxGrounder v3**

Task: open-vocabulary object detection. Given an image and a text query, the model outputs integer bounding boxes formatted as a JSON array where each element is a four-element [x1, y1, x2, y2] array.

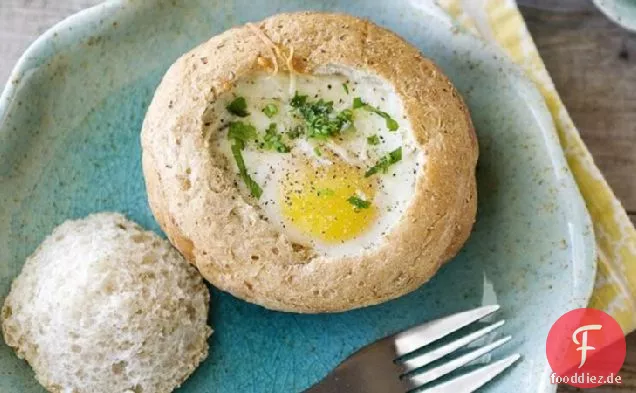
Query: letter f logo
[[572, 324, 602, 368]]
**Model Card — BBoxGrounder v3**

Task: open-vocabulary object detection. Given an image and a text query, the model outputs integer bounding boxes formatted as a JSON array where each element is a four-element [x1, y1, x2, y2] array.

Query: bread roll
[[1, 213, 212, 393], [142, 12, 477, 313]]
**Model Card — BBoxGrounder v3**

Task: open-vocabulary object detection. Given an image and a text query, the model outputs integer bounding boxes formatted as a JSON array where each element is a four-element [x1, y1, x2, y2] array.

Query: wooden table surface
[[1, 0, 635, 391]]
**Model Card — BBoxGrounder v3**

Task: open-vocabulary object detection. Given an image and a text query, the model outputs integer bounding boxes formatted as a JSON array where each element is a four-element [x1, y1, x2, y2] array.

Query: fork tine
[[393, 305, 500, 356], [405, 336, 512, 387], [419, 353, 521, 393], [400, 320, 506, 372]]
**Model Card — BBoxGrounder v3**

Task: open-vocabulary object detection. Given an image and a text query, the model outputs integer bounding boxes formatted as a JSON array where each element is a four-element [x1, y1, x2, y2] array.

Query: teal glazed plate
[[0, 1, 596, 392], [594, 0, 636, 31]]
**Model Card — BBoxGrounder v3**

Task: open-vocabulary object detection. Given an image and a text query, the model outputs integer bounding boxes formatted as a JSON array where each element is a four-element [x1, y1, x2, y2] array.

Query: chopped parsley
[[228, 121, 262, 198], [263, 123, 290, 153], [367, 135, 380, 145], [290, 92, 308, 108], [287, 125, 303, 139], [353, 97, 399, 131], [347, 195, 371, 209], [337, 109, 354, 131], [317, 188, 335, 197], [223, 91, 402, 196], [365, 147, 402, 177], [262, 103, 278, 118], [228, 121, 257, 142], [226, 97, 250, 117], [290, 92, 353, 139], [230, 144, 262, 198]]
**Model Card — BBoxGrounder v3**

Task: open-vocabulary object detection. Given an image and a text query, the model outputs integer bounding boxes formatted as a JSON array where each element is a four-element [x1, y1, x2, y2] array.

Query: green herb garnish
[[226, 97, 250, 117], [343, 83, 349, 94], [367, 135, 380, 145], [336, 109, 354, 131], [230, 143, 262, 198], [385, 117, 399, 131], [313, 146, 322, 157], [353, 97, 399, 131], [228, 121, 257, 142], [317, 188, 335, 197], [263, 123, 290, 153], [365, 147, 402, 177], [347, 195, 371, 209], [228, 121, 261, 197], [290, 92, 307, 108], [287, 125, 303, 139], [290, 92, 353, 139], [262, 103, 278, 118]]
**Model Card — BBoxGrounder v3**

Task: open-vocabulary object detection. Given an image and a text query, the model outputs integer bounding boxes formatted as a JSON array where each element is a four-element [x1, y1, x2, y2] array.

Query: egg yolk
[[281, 157, 377, 243]]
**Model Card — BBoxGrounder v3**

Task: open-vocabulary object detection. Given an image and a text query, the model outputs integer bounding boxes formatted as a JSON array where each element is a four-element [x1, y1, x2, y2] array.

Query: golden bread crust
[[141, 12, 478, 312]]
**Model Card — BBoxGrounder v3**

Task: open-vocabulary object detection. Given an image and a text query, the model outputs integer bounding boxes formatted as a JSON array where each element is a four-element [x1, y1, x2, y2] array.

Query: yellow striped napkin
[[438, 0, 636, 333]]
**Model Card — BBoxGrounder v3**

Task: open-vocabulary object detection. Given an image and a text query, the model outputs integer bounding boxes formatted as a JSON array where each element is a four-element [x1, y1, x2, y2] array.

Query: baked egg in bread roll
[[141, 12, 478, 313]]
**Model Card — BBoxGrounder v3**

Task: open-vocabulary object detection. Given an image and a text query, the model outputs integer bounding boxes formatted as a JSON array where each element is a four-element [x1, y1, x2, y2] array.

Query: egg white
[[208, 69, 424, 258]]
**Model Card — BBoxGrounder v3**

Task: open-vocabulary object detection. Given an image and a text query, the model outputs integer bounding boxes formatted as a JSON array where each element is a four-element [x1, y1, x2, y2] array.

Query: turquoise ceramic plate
[[0, 1, 595, 392], [594, 0, 636, 31]]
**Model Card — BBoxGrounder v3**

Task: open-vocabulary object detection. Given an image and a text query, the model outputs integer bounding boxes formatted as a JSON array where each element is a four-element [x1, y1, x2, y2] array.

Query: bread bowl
[[1, 213, 212, 393], [141, 11, 478, 313]]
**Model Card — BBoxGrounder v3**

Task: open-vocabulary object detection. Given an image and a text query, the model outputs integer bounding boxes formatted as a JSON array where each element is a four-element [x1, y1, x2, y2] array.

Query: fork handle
[[303, 371, 364, 393], [303, 339, 407, 393], [303, 367, 405, 393]]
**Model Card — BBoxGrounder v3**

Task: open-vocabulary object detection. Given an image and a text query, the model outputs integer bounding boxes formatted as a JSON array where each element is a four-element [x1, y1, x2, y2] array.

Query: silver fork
[[305, 305, 520, 393]]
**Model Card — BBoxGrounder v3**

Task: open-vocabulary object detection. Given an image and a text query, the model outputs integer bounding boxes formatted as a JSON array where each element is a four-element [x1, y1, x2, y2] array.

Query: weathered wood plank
[[0, 0, 102, 84]]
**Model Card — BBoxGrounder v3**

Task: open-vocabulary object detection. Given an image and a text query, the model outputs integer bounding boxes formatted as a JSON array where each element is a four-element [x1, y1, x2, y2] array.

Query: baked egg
[[207, 69, 423, 257]]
